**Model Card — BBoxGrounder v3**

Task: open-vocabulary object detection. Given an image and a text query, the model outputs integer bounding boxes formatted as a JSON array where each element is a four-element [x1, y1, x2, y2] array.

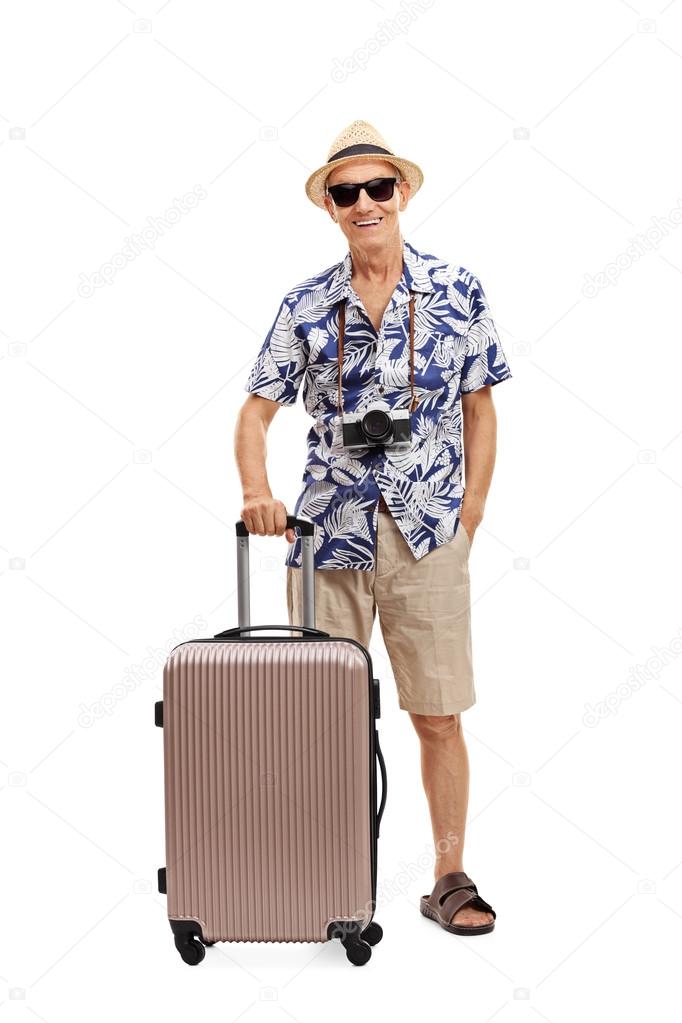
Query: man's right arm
[[234, 394, 296, 544]]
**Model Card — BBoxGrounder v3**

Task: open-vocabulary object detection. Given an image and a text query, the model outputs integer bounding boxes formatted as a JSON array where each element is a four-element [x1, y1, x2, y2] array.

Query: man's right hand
[[240, 496, 296, 544]]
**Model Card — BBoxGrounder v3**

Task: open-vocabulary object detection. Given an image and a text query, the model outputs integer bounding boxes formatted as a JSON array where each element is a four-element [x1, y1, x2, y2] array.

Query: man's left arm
[[460, 386, 497, 543], [457, 272, 513, 543]]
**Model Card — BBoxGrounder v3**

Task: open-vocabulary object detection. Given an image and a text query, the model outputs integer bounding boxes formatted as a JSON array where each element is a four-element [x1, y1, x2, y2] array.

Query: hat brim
[[305, 154, 424, 209]]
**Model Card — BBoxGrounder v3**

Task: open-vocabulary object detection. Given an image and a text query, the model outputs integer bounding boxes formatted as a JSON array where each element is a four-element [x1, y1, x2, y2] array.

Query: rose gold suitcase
[[155, 515, 387, 966]]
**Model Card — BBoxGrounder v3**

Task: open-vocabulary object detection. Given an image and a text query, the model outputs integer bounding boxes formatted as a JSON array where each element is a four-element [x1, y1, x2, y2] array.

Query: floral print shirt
[[243, 237, 512, 571]]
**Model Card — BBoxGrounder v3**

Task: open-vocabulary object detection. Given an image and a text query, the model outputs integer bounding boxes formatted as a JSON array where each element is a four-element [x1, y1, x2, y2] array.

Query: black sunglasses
[[326, 176, 399, 207]]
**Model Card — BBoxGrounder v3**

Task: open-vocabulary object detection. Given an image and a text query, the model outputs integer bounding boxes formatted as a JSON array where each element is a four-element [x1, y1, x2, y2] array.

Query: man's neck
[[350, 233, 404, 288]]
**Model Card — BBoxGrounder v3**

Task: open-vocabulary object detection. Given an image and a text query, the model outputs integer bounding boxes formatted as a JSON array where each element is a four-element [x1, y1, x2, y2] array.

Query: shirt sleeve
[[460, 274, 512, 393], [243, 297, 306, 406]]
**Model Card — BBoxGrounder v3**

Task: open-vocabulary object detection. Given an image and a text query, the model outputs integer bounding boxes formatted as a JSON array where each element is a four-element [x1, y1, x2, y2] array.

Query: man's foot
[[420, 871, 496, 935], [449, 903, 495, 928]]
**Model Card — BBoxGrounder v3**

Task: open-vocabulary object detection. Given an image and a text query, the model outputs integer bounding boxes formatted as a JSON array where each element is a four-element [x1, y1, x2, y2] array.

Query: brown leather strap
[[440, 888, 495, 923], [428, 870, 496, 923], [337, 292, 417, 415], [338, 299, 345, 414], [430, 871, 474, 907]]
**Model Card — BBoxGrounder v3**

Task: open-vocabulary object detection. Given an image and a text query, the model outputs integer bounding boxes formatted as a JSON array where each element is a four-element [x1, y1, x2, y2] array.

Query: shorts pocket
[[458, 520, 471, 551]]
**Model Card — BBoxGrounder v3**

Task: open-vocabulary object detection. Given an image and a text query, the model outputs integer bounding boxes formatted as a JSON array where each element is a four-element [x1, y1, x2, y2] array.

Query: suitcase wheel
[[171, 921, 207, 966], [174, 935, 205, 966], [328, 919, 377, 966], [345, 939, 372, 966], [360, 921, 383, 946]]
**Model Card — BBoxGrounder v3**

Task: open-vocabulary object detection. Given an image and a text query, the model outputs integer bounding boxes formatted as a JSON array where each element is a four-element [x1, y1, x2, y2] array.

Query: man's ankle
[[435, 862, 464, 879]]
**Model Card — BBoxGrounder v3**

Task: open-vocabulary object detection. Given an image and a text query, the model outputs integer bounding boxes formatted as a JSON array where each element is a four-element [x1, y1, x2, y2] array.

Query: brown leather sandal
[[420, 871, 496, 935]]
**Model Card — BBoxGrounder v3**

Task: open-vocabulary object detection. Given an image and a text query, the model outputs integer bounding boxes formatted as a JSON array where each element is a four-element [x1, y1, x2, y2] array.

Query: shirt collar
[[325, 236, 435, 310]]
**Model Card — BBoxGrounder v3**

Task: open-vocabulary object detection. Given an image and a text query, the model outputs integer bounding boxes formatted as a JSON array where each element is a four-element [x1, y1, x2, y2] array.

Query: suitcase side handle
[[375, 729, 387, 839], [235, 515, 316, 630], [214, 625, 330, 638]]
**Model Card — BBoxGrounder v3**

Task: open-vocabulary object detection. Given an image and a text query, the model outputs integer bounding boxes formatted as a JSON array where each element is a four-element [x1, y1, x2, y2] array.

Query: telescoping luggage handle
[[230, 515, 386, 840], [233, 515, 317, 633]]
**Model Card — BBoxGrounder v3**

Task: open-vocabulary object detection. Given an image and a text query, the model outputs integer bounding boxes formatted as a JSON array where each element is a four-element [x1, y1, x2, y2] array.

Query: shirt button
[[378, 385, 384, 393]]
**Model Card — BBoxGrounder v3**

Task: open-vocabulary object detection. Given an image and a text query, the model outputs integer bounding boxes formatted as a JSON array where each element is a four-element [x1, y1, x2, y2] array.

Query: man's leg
[[408, 711, 494, 929]]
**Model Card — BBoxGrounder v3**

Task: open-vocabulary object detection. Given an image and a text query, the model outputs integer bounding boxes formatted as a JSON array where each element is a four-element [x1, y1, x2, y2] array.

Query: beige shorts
[[286, 510, 475, 716]]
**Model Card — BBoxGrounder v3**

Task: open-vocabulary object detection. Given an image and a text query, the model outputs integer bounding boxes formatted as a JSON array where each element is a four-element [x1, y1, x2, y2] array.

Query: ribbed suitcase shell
[[162, 634, 378, 943]]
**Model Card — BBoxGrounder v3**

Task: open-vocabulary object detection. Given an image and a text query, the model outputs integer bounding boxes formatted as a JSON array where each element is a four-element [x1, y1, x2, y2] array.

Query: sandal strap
[[441, 888, 496, 924], [430, 871, 475, 907], [441, 888, 477, 922]]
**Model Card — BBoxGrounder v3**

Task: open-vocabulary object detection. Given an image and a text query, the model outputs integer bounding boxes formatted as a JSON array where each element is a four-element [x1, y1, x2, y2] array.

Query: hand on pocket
[[459, 519, 475, 547]]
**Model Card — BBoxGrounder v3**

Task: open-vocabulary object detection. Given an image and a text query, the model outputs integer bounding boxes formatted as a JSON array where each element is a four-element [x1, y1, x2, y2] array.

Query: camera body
[[341, 402, 412, 450]]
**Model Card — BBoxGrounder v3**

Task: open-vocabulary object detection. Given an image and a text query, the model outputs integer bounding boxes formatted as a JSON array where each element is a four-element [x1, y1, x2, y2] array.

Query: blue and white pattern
[[244, 237, 512, 571]]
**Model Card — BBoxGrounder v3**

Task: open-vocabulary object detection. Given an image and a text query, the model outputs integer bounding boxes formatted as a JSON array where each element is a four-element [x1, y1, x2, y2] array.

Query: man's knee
[[408, 711, 462, 741]]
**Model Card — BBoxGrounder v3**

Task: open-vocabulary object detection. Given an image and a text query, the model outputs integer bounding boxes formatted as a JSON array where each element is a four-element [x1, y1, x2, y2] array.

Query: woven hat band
[[327, 142, 393, 163]]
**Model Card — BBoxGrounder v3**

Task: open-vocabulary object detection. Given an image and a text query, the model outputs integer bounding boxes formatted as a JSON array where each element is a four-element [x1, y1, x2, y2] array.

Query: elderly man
[[235, 120, 512, 936]]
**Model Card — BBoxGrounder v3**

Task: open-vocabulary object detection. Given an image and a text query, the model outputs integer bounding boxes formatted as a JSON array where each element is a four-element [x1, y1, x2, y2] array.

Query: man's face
[[323, 159, 410, 246]]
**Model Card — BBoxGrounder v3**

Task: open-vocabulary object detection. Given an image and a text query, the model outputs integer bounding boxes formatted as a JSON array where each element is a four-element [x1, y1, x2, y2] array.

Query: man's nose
[[353, 184, 376, 205], [353, 187, 376, 211]]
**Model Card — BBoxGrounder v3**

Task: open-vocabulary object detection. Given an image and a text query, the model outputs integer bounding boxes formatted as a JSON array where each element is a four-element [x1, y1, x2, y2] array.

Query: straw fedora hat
[[304, 119, 424, 209]]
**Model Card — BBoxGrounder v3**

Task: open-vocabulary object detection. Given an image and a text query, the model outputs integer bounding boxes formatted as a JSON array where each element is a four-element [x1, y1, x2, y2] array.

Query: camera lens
[[362, 408, 392, 442]]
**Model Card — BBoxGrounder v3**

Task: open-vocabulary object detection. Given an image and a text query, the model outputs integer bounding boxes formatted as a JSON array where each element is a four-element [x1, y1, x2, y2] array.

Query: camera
[[341, 401, 411, 450]]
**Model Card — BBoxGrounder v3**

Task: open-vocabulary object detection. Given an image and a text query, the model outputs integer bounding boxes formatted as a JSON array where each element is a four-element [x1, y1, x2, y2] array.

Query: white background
[[2, 0, 682, 1018]]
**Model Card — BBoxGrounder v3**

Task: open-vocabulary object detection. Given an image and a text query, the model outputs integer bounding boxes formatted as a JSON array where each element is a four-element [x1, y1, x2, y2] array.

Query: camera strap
[[337, 291, 418, 414]]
